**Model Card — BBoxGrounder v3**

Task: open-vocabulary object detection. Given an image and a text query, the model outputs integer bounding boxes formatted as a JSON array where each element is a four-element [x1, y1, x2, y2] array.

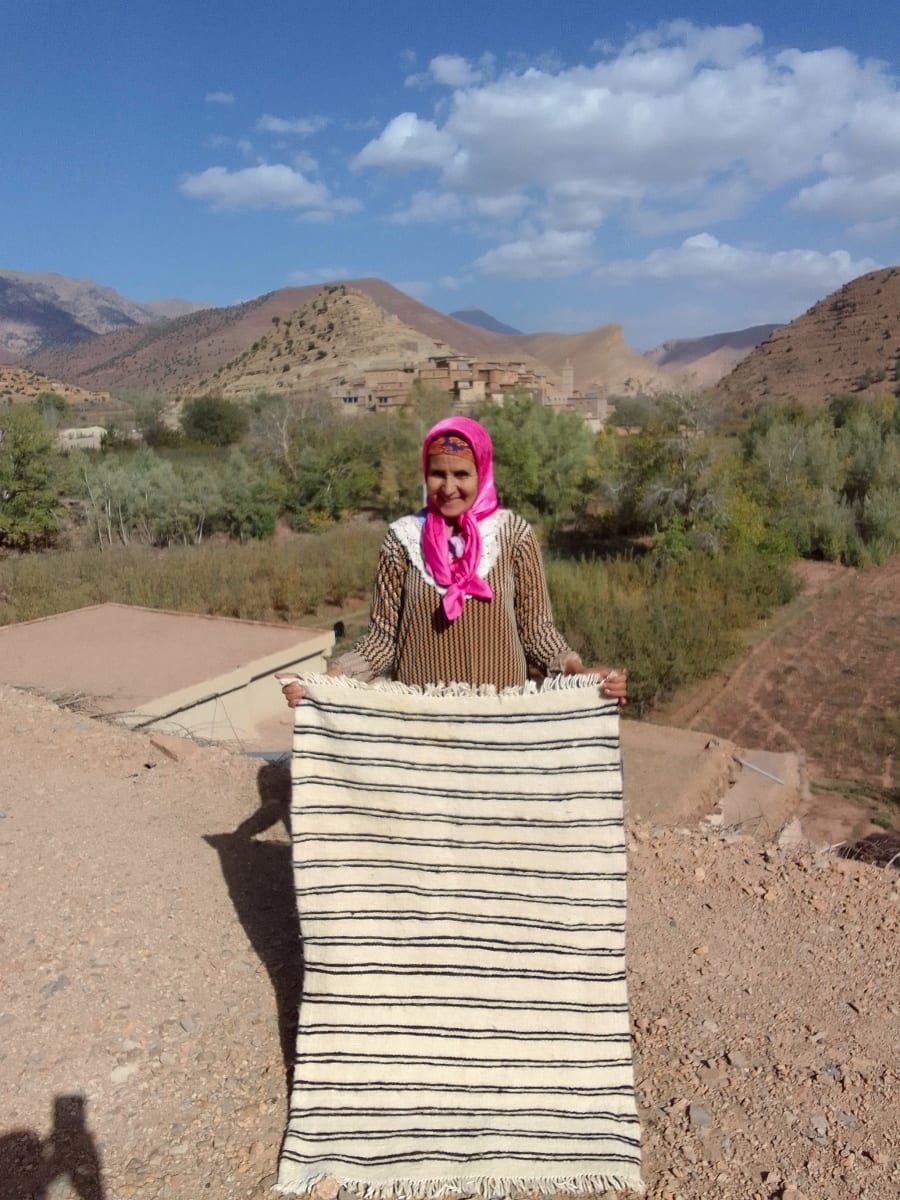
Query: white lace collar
[[390, 509, 508, 596]]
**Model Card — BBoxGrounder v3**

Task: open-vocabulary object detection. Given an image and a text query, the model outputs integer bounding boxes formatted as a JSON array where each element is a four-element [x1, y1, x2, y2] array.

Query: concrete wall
[[121, 629, 334, 746]]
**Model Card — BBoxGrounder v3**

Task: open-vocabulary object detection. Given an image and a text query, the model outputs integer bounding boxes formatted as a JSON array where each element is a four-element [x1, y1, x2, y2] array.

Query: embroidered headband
[[426, 433, 475, 462]]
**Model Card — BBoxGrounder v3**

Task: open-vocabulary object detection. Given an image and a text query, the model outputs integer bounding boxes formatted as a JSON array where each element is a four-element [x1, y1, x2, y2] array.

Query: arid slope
[[713, 266, 900, 408]]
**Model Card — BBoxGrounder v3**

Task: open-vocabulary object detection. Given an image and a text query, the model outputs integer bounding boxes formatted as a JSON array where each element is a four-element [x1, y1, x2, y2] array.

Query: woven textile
[[277, 675, 643, 1198]]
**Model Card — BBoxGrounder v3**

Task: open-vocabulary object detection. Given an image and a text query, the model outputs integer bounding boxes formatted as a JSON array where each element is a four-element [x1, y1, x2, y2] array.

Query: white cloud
[[848, 216, 900, 240], [438, 275, 463, 291], [292, 151, 319, 174], [475, 230, 593, 279], [293, 199, 362, 224], [180, 164, 329, 211], [405, 52, 495, 90], [205, 91, 235, 105], [256, 113, 329, 135], [597, 233, 880, 292], [355, 21, 900, 244], [473, 193, 527, 219], [428, 55, 479, 88], [354, 113, 458, 169], [391, 190, 464, 224], [204, 135, 255, 159], [792, 171, 900, 221]]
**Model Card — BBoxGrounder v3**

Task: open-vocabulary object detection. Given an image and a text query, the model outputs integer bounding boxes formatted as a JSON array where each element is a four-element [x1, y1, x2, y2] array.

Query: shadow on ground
[[0, 1094, 105, 1199], [204, 759, 303, 1090]]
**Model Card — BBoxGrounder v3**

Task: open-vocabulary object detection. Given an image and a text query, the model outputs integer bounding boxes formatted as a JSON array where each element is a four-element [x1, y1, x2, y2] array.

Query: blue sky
[[4, 0, 900, 348]]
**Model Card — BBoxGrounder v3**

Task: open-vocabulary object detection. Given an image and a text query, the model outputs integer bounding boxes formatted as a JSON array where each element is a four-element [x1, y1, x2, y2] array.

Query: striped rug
[[276, 675, 643, 1198]]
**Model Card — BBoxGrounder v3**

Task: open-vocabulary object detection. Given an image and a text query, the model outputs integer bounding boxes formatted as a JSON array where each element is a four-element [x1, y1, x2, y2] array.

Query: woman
[[280, 415, 627, 703]]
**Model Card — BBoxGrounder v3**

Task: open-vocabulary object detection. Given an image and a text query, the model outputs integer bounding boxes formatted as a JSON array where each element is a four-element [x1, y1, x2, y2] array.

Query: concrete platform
[[621, 722, 806, 837], [0, 603, 333, 746]]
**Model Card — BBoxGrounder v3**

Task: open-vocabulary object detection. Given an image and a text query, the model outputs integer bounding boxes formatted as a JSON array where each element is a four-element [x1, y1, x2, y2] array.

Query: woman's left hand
[[590, 666, 628, 705]]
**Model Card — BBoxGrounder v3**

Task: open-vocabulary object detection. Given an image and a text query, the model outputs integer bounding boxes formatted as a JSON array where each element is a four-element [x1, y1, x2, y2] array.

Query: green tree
[[0, 408, 59, 548], [33, 391, 70, 428], [180, 394, 250, 446], [131, 396, 181, 447], [219, 451, 279, 541], [478, 397, 596, 527]]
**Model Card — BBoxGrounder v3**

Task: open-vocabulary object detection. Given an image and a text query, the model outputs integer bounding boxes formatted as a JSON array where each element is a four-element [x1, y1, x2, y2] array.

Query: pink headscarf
[[420, 416, 500, 622]]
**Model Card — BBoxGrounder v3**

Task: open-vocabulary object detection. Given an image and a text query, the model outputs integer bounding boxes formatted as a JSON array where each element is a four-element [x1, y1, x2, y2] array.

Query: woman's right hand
[[277, 661, 345, 708], [276, 674, 306, 708]]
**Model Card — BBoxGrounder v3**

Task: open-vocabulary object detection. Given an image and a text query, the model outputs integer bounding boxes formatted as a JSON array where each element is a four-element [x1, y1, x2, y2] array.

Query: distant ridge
[[645, 324, 782, 390], [646, 325, 781, 369], [23, 273, 778, 402], [0, 267, 203, 359], [449, 308, 523, 336], [138, 298, 211, 320]]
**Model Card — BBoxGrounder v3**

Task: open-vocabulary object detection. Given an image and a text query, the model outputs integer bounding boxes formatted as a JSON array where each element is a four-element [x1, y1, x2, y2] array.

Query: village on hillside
[[331, 351, 610, 426]]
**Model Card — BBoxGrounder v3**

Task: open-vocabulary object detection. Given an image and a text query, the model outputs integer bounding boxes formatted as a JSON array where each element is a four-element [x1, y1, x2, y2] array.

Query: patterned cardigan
[[337, 509, 579, 690]]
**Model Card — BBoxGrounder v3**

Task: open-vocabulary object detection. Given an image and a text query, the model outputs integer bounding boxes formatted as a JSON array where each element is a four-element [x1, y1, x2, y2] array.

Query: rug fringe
[[273, 1172, 645, 1198], [295, 673, 608, 699]]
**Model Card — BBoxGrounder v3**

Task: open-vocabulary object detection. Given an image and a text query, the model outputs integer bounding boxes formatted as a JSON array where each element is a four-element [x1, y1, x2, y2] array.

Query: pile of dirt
[[1, 684, 897, 1199]]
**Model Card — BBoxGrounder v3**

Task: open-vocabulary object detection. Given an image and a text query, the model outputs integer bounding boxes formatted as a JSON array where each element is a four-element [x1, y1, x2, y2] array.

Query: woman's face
[[426, 453, 479, 522]]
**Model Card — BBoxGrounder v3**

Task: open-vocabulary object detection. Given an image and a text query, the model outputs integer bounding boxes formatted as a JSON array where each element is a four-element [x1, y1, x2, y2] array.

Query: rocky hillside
[[192, 285, 454, 400], [0, 364, 112, 408], [713, 266, 900, 408], [26, 279, 526, 398], [28, 277, 695, 402]]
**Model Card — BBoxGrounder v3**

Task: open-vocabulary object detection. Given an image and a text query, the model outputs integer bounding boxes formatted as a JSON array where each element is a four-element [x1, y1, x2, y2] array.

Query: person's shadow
[[204, 758, 303, 1090], [0, 1094, 105, 1199]]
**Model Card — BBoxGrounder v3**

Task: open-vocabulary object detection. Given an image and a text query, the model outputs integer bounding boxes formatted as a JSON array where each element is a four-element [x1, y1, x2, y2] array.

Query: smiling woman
[[279, 416, 627, 700]]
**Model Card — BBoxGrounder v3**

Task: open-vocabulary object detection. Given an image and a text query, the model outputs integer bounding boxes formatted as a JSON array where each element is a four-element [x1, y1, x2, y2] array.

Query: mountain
[[27, 275, 692, 402], [712, 267, 900, 408], [510, 324, 679, 398], [0, 268, 203, 360], [138, 298, 211, 320], [449, 308, 523, 336], [193, 285, 454, 400], [645, 324, 781, 389]]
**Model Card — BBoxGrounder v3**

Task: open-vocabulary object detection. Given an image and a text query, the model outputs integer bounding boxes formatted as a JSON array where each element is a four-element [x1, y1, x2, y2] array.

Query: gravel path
[[1, 686, 897, 1200]]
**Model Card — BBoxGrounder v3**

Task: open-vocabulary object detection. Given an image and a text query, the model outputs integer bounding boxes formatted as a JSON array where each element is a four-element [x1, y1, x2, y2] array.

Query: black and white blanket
[[277, 675, 642, 1198]]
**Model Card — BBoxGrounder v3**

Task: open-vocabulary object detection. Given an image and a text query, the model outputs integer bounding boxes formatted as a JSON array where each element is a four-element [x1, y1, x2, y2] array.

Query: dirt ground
[[1, 684, 897, 1200], [654, 557, 900, 845]]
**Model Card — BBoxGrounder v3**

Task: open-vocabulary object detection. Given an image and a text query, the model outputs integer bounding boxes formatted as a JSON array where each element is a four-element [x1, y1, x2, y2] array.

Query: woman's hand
[[595, 667, 628, 706], [276, 674, 306, 708], [563, 657, 628, 705], [276, 661, 345, 709]]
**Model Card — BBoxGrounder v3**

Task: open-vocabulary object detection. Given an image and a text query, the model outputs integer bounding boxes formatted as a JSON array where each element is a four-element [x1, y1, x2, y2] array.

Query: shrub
[[180, 395, 249, 447]]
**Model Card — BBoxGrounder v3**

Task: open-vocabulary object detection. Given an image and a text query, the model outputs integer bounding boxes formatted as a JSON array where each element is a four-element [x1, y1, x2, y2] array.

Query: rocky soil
[[1, 685, 897, 1200]]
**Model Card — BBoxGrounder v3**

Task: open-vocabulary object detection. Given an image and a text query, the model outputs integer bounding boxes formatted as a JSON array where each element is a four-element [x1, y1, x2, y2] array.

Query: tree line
[[2, 387, 899, 569]]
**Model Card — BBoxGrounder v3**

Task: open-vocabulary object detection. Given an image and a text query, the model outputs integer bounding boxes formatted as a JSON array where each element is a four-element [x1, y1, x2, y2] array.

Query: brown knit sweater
[[337, 509, 577, 689]]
